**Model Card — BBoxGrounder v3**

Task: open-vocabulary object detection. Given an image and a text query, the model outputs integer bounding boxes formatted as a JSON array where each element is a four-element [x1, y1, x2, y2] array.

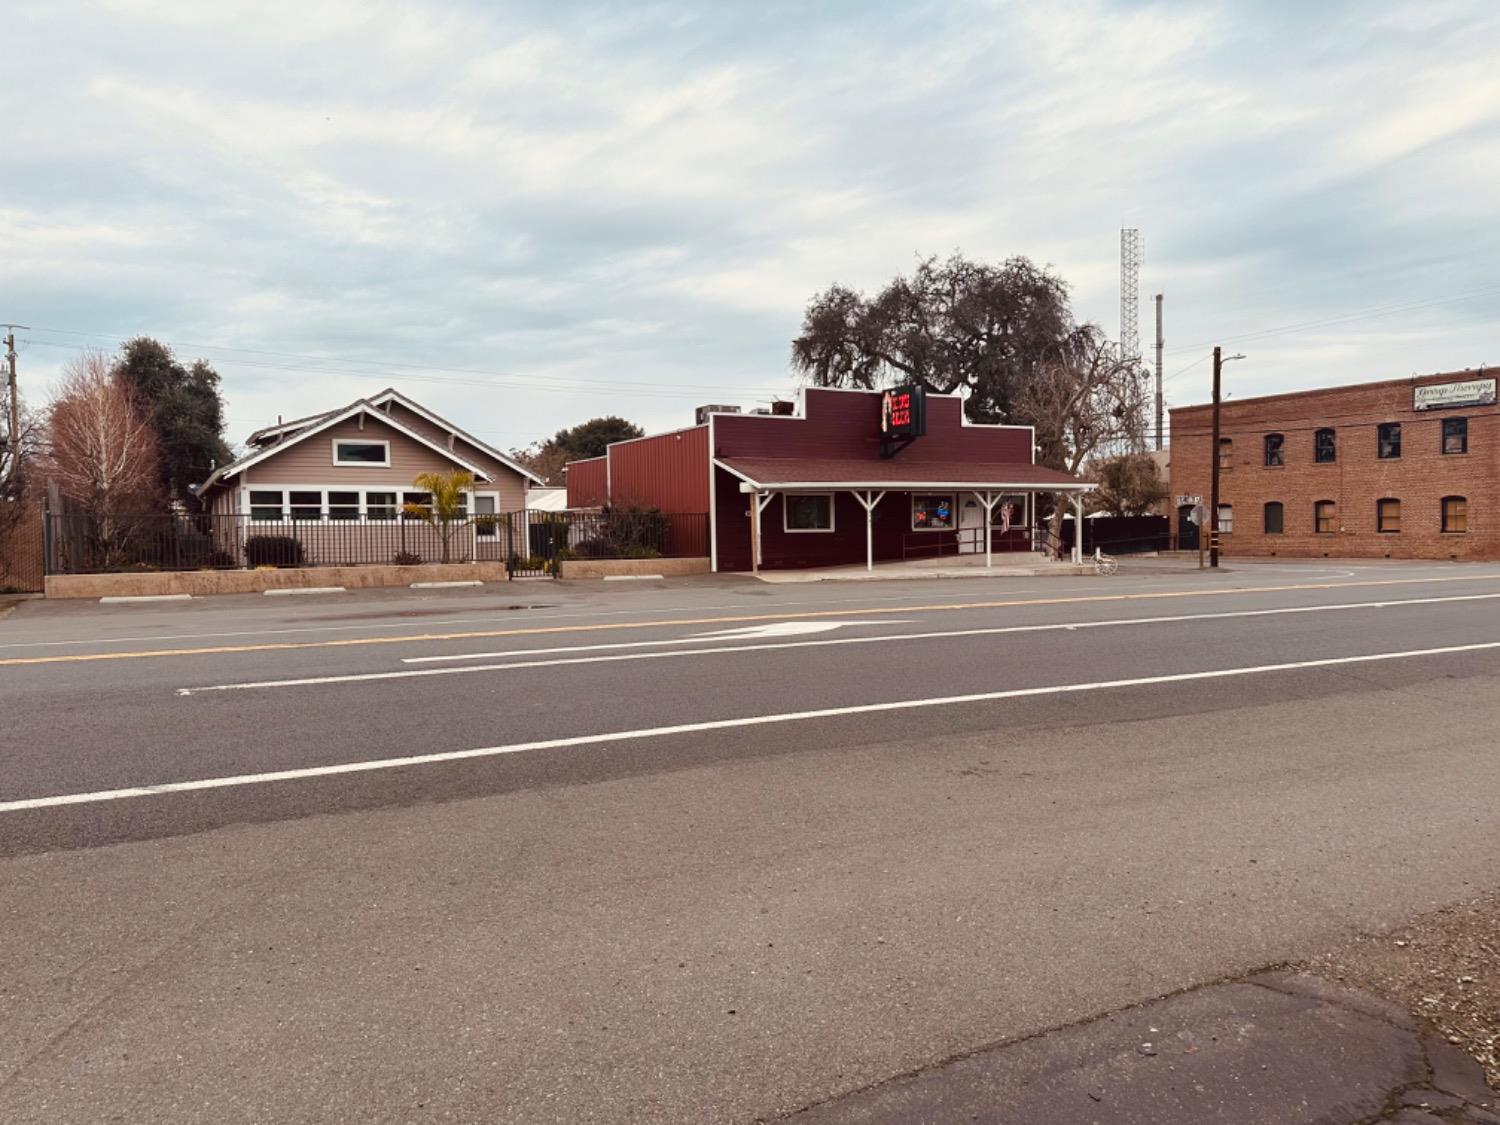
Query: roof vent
[[695, 404, 741, 425], [770, 399, 795, 416]]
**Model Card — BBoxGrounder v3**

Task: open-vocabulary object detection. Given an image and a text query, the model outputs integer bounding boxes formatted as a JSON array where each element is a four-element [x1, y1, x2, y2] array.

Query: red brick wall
[[1168, 373, 1498, 560]]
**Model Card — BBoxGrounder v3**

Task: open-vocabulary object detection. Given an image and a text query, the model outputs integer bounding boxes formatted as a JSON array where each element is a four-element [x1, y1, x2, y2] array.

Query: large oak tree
[[791, 254, 1075, 424]]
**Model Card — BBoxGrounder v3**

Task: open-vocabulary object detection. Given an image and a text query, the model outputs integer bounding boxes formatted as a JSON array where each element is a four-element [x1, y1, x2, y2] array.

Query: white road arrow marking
[[690, 619, 912, 640], [401, 619, 910, 664]]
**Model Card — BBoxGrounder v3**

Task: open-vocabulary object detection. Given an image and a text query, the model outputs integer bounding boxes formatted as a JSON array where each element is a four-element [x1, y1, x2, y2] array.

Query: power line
[[21, 337, 787, 402], [17, 324, 794, 398], [1163, 285, 1500, 356]]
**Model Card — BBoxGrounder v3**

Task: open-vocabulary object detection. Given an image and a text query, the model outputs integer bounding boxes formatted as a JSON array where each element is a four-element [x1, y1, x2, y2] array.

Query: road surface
[[3, 558, 1499, 1122]]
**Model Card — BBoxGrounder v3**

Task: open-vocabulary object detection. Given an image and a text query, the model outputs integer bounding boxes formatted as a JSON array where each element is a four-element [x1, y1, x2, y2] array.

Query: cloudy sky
[[5, 0, 1497, 452]]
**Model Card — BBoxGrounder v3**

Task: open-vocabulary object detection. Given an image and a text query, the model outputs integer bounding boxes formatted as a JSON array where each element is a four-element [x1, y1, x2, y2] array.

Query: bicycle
[[1092, 546, 1118, 576]]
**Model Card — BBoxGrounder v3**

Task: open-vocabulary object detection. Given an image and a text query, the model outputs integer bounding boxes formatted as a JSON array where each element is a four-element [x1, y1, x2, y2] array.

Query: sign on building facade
[[1413, 378, 1496, 412]]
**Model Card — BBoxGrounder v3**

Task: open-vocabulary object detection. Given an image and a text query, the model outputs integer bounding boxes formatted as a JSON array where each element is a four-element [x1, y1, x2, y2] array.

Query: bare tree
[[1, 383, 40, 503], [46, 352, 162, 563], [1014, 326, 1148, 550]]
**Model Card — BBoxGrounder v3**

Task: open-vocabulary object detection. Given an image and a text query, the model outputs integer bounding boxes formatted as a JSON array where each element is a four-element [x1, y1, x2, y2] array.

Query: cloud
[[2, 0, 1497, 449]]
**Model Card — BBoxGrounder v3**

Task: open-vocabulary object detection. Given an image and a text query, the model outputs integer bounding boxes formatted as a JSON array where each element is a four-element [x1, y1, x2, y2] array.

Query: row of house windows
[[1219, 418, 1471, 469], [1220, 497, 1469, 535]]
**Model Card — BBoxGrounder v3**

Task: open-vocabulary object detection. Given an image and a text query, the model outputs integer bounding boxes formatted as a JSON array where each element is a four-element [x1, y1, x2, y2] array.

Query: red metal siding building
[[564, 456, 608, 508], [570, 387, 1091, 572]]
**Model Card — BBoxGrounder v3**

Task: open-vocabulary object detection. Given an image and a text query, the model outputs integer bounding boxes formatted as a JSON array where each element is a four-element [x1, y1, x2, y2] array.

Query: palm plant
[[403, 470, 474, 564]]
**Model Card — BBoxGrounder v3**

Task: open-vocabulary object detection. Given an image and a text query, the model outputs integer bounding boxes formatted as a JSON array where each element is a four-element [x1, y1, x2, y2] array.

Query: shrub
[[245, 536, 305, 567], [202, 549, 239, 570], [392, 550, 422, 566]]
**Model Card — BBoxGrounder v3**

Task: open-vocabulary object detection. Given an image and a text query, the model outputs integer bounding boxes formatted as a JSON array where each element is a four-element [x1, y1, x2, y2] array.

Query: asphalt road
[[3, 558, 1500, 1123]]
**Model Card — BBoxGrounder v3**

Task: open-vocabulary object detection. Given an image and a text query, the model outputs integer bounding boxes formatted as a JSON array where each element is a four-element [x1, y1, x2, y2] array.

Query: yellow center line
[[4, 574, 1498, 667]]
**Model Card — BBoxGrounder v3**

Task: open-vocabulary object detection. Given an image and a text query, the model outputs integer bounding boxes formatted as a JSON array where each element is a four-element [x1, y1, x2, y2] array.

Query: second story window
[[1378, 422, 1401, 459], [1443, 417, 1468, 455], [1314, 428, 1337, 464], [1217, 438, 1233, 471], [1264, 433, 1284, 466]]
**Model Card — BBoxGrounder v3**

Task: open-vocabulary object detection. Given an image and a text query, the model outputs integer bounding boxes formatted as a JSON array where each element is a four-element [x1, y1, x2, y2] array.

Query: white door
[[958, 496, 984, 554]]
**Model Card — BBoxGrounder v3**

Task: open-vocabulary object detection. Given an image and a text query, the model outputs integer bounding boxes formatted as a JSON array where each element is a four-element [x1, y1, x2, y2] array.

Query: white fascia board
[[200, 401, 491, 490], [369, 389, 545, 485]]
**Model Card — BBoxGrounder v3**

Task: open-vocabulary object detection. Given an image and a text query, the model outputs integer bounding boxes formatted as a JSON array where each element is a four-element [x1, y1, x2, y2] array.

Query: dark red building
[[567, 387, 1092, 572]]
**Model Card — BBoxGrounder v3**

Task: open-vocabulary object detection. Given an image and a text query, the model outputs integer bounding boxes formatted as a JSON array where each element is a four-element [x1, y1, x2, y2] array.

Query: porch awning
[[715, 456, 1093, 492]]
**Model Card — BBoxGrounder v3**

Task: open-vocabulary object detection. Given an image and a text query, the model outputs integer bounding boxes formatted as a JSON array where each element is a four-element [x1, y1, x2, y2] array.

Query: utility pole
[[1209, 346, 1222, 568], [1153, 294, 1164, 451], [1206, 348, 1246, 568], [2, 325, 28, 497]]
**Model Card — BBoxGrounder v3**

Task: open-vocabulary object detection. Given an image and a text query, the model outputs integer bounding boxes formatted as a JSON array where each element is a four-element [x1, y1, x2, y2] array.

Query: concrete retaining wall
[[46, 561, 515, 599], [557, 557, 710, 580]]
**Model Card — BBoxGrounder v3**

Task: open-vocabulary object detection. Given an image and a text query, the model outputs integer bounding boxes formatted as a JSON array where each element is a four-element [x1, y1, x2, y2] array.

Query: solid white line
[[99, 595, 193, 604], [603, 574, 664, 581], [368, 589, 1500, 667], [182, 591, 1500, 693], [14, 639, 1500, 813], [263, 587, 347, 596], [410, 581, 484, 589]]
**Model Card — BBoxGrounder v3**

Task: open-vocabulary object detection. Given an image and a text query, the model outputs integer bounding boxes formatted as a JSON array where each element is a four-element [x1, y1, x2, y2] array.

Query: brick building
[[1168, 370, 1497, 560]]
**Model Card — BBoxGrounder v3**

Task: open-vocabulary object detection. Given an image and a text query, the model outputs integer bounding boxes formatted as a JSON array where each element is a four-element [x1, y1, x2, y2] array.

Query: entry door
[[958, 496, 985, 554], [1177, 504, 1199, 550]]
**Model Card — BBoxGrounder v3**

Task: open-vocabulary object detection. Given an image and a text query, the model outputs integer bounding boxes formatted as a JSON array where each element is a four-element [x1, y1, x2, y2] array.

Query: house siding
[[241, 416, 485, 488], [381, 402, 529, 512]]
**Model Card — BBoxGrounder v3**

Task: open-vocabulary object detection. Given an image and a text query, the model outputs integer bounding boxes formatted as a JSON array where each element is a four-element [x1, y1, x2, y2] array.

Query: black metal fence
[[44, 510, 710, 579]]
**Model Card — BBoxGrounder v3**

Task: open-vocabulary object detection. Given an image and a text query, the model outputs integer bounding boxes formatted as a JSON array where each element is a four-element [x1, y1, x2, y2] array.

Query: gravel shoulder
[[1304, 890, 1500, 1089]]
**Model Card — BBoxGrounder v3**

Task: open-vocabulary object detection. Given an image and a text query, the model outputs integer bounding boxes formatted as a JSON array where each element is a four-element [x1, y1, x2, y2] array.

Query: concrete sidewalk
[[754, 557, 1094, 582], [789, 971, 1500, 1124]]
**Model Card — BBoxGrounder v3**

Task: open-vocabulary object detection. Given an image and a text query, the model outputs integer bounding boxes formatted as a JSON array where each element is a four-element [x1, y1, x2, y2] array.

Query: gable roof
[[366, 388, 544, 486], [196, 399, 492, 493]]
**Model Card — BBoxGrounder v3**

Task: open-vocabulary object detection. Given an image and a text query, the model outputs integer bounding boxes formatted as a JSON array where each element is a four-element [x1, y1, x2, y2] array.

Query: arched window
[[1377, 498, 1401, 533], [1264, 433, 1284, 466], [1264, 502, 1284, 534], [1314, 428, 1337, 463], [1315, 500, 1337, 534], [1442, 496, 1468, 533]]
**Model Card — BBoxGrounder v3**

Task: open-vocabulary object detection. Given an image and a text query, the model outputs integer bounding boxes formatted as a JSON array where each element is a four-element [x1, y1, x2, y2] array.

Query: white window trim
[[911, 492, 957, 532], [782, 492, 835, 534], [332, 438, 392, 467], [472, 490, 501, 538], [241, 485, 477, 523]]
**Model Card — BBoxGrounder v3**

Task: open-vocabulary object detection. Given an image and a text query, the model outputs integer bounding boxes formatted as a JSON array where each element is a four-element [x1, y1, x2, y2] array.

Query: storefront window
[[912, 494, 955, 530], [784, 494, 834, 532], [989, 495, 1026, 527]]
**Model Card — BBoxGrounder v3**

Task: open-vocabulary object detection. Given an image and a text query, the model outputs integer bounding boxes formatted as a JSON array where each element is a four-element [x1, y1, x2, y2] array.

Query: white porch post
[[851, 490, 886, 572], [975, 490, 999, 569], [1071, 492, 1084, 564], [750, 489, 762, 575], [751, 490, 775, 573]]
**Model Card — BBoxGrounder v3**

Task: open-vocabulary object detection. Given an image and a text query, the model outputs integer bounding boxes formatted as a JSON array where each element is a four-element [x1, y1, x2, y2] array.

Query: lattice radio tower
[[1119, 228, 1142, 369]]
